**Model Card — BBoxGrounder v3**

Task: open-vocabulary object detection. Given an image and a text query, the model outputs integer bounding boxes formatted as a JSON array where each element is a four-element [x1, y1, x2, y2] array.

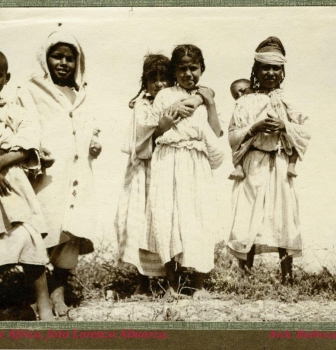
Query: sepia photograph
[[0, 5, 336, 349]]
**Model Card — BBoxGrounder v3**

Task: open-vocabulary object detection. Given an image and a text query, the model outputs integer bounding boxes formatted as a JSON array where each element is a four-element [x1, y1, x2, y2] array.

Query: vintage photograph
[[0, 6, 335, 331]]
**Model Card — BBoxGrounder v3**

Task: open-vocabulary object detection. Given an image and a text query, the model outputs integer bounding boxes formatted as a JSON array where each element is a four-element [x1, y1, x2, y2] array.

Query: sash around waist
[[249, 145, 283, 153], [156, 139, 207, 153]]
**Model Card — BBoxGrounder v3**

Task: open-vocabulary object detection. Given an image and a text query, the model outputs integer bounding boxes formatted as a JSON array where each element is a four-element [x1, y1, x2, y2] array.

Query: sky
[[1, 7, 336, 272]]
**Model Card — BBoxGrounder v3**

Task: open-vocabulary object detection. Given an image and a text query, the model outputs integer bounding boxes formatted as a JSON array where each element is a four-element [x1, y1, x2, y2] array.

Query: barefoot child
[[143, 44, 223, 300], [228, 78, 299, 181], [17, 30, 101, 316], [116, 54, 206, 295], [0, 51, 54, 320]]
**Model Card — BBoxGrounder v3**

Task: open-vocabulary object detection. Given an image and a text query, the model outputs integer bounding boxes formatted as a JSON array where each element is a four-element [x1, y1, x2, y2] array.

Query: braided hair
[[129, 54, 172, 109], [250, 36, 286, 91]]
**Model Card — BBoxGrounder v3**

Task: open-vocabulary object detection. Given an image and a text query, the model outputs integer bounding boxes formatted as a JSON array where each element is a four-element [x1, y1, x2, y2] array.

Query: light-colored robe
[[115, 95, 165, 276], [17, 31, 98, 250], [0, 101, 48, 266], [227, 90, 311, 259]]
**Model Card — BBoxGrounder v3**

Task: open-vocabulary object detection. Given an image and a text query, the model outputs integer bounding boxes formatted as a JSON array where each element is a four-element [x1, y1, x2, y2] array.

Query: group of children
[[0, 33, 308, 319], [117, 37, 309, 299]]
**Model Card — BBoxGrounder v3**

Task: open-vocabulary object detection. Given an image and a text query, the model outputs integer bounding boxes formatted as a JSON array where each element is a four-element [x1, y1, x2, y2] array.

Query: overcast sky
[[1, 7, 336, 272]]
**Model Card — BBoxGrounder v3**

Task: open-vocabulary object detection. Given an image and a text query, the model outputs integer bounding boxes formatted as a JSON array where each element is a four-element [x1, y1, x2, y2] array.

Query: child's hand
[[158, 107, 179, 134], [0, 173, 11, 197], [197, 87, 215, 106], [171, 99, 194, 118], [267, 110, 285, 132], [40, 147, 55, 168], [89, 141, 102, 159]]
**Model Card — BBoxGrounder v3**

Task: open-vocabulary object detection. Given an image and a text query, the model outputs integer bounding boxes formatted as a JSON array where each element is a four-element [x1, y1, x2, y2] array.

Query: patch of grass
[[74, 241, 336, 303], [205, 241, 336, 302], [75, 244, 137, 299]]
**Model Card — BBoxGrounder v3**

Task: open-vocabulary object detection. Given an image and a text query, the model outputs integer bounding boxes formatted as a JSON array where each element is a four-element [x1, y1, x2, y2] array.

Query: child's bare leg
[[49, 268, 70, 316], [49, 237, 80, 316], [228, 162, 245, 180], [23, 265, 54, 321], [192, 272, 210, 300], [133, 273, 150, 296], [240, 245, 255, 273], [34, 271, 54, 321], [279, 248, 293, 286], [164, 259, 181, 299], [287, 149, 299, 178]]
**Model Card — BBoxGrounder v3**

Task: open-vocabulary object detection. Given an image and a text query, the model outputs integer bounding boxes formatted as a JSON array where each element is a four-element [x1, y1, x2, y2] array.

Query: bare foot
[[38, 305, 56, 321], [50, 286, 69, 316], [193, 289, 210, 300], [228, 169, 245, 181], [67, 308, 77, 321], [287, 164, 297, 178], [32, 302, 55, 321]]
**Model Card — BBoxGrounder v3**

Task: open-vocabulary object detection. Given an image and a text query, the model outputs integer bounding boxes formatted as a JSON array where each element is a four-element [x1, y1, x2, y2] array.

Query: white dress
[[115, 95, 165, 276], [227, 90, 311, 259], [141, 86, 224, 273]]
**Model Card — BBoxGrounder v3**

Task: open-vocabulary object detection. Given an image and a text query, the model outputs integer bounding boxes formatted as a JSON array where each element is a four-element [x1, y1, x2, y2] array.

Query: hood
[[34, 30, 86, 90]]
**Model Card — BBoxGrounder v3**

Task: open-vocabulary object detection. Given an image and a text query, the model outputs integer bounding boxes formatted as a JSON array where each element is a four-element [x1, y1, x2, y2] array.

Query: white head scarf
[[254, 51, 287, 65]]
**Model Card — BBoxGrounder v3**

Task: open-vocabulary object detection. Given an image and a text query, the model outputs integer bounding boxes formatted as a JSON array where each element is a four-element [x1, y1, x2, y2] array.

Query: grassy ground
[[68, 241, 336, 322]]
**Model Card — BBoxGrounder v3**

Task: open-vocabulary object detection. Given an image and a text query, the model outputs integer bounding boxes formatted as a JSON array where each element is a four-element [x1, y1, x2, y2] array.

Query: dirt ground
[[66, 297, 336, 322]]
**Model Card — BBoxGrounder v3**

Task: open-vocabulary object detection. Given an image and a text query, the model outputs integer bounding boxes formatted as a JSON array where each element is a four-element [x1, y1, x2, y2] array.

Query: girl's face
[[47, 44, 76, 86], [175, 55, 202, 90], [256, 63, 283, 90], [146, 72, 171, 98]]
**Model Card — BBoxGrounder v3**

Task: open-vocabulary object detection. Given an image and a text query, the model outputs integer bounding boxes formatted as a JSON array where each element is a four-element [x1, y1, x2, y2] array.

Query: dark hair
[[249, 61, 285, 91], [250, 36, 286, 91], [256, 36, 285, 56], [170, 44, 205, 84], [129, 54, 172, 109], [230, 79, 250, 88], [0, 52, 8, 73]]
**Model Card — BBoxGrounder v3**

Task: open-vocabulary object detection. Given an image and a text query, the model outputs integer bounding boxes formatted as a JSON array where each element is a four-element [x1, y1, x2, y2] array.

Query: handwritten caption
[[0, 329, 168, 342]]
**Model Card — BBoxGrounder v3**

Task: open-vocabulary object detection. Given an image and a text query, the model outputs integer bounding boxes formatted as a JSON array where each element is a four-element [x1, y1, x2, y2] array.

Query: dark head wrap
[[256, 36, 286, 55], [254, 36, 286, 65]]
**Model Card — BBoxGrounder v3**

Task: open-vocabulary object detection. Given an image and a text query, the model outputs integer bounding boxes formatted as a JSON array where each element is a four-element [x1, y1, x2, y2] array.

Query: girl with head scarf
[[227, 37, 311, 284], [17, 30, 101, 315]]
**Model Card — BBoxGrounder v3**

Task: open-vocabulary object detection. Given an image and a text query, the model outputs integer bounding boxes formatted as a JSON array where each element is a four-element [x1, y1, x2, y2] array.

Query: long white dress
[[115, 95, 165, 276], [141, 86, 224, 273], [17, 31, 98, 252], [227, 90, 311, 260]]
